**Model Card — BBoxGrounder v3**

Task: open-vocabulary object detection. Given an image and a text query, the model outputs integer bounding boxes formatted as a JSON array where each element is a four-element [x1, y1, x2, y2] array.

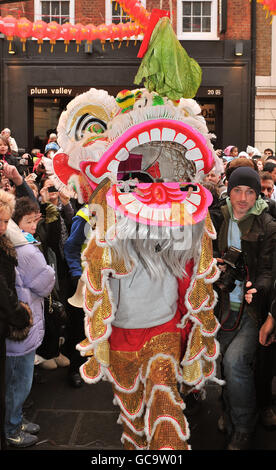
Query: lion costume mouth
[[54, 88, 217, 225], [79, 118, 214, 190], [106, 182, 212, 226]]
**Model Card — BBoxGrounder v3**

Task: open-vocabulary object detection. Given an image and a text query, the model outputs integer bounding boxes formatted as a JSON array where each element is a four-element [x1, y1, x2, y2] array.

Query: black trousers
[[255, 342, 276, 409], [0, 339, 7, 450]]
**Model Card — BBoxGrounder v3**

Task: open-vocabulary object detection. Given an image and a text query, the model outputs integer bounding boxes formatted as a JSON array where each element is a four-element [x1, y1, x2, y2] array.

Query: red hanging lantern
[[46, 21, 61, 53], [74, 23, 86, 52], [126, 21, 137, 46], [2, 15, 17, 52], [109, 24, 119, 49], [132, 2, 150, 26], [16, 17, 33, 52], [32, 20, 47, 53], [117, 0, 150, 26], [258, 0, 276, 16], [116, 22, 125, 48], [85, 23, 97, 52], [97, 23, 109, 50], [0, 16, 4, 34], [61, 22, 73, 52], [132, 22, 142, 45]]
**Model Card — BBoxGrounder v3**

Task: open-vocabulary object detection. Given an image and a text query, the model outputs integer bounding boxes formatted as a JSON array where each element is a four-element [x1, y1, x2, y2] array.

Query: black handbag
[[46, 294, 68, 326]]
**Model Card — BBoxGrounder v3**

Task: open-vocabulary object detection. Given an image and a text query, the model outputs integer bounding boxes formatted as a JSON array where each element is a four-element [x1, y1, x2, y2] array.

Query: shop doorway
[[29, 97, 72, 153], [197, 97, 223, 150]]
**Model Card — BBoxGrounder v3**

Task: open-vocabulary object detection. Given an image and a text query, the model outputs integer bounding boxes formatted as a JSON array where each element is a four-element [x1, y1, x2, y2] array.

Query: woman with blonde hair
[[0, 190, 31, 449]]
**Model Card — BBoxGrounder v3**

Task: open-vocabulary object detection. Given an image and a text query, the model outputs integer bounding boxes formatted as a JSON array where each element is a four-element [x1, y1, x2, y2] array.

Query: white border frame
[[176, 0, 218, 40]]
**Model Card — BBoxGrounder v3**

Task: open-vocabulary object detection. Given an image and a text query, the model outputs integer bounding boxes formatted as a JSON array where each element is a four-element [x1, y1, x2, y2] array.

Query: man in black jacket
[[215, 167, 276, 450]]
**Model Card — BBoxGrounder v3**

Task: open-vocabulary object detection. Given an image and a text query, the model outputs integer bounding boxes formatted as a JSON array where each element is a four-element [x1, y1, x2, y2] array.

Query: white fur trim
[[113, 391, 146, 421], [144, 384, 190, 443], [79, 359, 103, 384], [140, 353, 183, 386], [105, 367, 141, 394], [118, 414, 145, 437], [121, 433, 147, 450]]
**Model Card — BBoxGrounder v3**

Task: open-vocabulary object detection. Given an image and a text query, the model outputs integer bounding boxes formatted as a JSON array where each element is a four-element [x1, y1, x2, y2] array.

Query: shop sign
[[197, 86, 223, 98], [28, 86, 90, 97]]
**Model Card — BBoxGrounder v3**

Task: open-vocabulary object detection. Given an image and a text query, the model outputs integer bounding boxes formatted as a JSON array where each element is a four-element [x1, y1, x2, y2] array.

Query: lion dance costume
[[52, 14, 223, 450]]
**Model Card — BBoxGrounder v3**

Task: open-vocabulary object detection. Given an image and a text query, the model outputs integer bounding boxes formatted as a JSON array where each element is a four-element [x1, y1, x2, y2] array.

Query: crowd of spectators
[[0, 129, 87, 449], [1, 129, 276, 450]]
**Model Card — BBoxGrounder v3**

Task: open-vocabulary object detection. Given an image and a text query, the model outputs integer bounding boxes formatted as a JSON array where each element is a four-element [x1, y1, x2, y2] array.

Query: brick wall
[[0, 0, 254, 41], [0, 2, 33, 18], [75, 0, 105, 25], [256, 3, 272, 76], [223, 0, 251, 40]]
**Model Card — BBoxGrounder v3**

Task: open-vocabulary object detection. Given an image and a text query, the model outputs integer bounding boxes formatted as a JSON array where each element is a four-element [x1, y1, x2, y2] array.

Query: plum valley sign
[[28, 86, 90, 97], [28, 85, 224, 98]]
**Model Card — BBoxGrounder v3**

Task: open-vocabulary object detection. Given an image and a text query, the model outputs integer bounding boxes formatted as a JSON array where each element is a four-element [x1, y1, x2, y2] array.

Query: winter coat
[[0, 234, 30, 341], [216, 199, 276, 324], [0, 232, 31, 449], [5, 220, 55, 356], [64, 205, 91, 280]]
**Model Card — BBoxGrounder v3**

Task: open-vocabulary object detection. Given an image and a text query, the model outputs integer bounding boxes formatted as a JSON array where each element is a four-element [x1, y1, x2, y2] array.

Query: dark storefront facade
[[0, 36, 252, 154]]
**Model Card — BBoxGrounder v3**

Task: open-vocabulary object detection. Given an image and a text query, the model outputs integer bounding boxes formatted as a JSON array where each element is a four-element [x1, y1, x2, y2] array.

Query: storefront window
[[111, 1, 131, 24], [177, 0, 218, 40], [34, 0, 74, 24]]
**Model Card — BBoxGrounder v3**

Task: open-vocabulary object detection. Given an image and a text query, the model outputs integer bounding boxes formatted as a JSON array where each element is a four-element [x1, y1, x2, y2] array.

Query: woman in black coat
[[0, 189, 31, 449]]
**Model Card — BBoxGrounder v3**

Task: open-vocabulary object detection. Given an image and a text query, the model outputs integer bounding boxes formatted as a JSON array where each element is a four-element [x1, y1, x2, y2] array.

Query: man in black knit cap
[[215, 167, 276, 450]]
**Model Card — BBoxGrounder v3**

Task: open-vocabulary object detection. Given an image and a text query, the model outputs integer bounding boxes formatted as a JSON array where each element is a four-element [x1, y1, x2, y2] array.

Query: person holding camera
[[34, 180, 73, 369], [215, 167, 276, 450], [0, 161, 37, 202]]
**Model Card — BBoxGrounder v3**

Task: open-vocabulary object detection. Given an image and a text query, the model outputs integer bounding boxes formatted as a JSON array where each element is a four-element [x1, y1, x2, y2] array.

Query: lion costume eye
[[75, 114, 107, 141]]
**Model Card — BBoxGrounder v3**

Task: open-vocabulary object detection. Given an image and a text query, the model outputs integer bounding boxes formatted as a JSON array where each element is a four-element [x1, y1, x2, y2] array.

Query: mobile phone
[[48, 186, 57, 193]]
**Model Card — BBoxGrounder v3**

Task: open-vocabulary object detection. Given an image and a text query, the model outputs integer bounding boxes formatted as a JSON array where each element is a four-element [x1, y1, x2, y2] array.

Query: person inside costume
[[49, 13, 224, 450]]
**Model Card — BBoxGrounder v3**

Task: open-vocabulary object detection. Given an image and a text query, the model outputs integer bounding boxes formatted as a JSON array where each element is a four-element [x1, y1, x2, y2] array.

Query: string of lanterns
[[257, 0, 276, 17], [0, 0, 274, 54], [0, 0, 150, 53]]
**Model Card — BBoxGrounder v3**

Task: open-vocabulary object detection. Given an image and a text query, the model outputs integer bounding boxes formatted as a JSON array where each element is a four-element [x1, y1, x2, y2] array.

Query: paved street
[[4, 365, 276, 454]]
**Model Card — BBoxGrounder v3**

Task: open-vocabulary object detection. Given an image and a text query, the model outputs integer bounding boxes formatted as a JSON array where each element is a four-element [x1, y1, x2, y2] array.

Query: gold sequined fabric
[[109, 332, 189, 450], [77, 183, 130, 365], [180, 214, 220, 388], [81, 356, 102, 383], [77, 205, 221, 449], [197, 231, 215, 277]]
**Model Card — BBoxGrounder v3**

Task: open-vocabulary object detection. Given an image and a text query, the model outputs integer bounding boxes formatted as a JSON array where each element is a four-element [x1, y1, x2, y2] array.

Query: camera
[[48, 186, 57, 193], [48, 299, 67, 325], [217, 246, 247, 292], [0, 161, 4, 170]]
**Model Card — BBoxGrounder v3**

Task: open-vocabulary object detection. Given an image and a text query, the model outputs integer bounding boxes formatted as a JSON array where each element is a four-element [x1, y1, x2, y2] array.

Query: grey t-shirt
[[110, 262, 178, 329]]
